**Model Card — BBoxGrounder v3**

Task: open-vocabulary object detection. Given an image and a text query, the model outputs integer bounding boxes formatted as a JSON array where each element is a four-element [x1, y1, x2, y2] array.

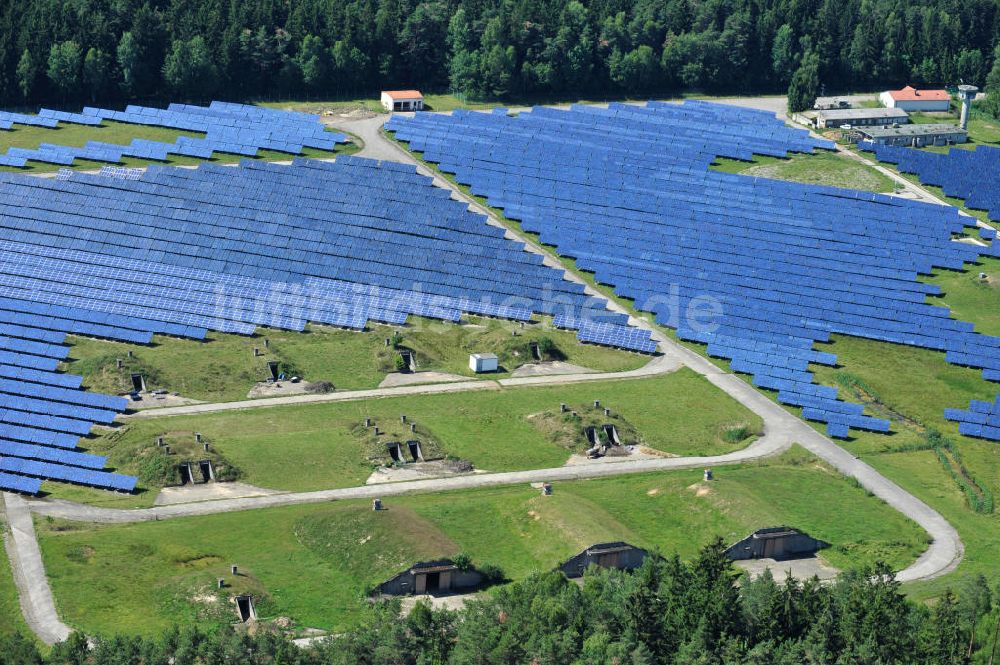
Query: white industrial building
[[381, 90, 424, 112], [879, 86, 951, 112]]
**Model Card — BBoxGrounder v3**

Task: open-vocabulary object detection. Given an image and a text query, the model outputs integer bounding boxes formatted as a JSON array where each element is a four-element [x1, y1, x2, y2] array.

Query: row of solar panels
[[388, 100, 999, 438], [945, 393, 1000, 441], [0, 101, 346, 168], [1, 159, 594, 308], [863, 141, 1000, 223]]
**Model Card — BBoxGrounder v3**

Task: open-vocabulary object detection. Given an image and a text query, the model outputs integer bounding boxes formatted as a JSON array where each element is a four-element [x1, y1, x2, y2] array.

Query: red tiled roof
[[887, 86, 950, 102], [382, 90, 423, 100]]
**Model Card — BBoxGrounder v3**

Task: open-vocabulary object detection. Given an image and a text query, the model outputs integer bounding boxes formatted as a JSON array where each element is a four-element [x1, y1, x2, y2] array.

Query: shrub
[[453, 552, 472, 571], [721, 423, 753, 443], [478, 563, 506, 584]]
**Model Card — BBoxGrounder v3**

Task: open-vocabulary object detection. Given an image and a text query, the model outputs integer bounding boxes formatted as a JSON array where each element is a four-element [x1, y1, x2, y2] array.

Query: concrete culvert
[[585, 427, 601, 447], [178, 463, 193, 485], [530, 342, 542, 361], [198, 460, 214, 482]]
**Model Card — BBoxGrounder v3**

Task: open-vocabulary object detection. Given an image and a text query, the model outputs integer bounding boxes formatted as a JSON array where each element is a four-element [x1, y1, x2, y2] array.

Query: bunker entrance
[[407, 440, 423, 462], [603, 424, 621, 445], [387, 442, 403, 463], [235, 595, 256, 622], [130, 374, 146, 392]]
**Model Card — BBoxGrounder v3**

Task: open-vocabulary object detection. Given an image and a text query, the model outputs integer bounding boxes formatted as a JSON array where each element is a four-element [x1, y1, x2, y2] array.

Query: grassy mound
[[353, 418, 447, 465], [295, 505, 461, 594], [712, 151, 896, 193], [528, 402, 641, 453], [96, 428, 241, 488], [44, 371, 764, 509]]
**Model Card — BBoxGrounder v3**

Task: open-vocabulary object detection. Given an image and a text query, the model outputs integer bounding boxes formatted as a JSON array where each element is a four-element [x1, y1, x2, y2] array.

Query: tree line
[[2, 539, 1000, 664], [1, 0, 999, 108]]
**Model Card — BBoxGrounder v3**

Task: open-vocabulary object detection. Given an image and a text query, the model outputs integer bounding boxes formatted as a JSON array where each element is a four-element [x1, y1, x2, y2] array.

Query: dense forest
[[0, 0, 998, 107], [2, 541, 1000, 664]]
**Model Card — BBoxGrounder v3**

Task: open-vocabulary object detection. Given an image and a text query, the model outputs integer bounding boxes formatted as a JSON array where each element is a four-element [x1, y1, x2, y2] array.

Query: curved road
[[1, 102, 963, 645]]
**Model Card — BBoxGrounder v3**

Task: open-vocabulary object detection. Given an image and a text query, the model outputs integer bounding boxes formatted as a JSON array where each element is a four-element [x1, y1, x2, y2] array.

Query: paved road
[[129, 354, 681, 419], [1, 493, 71, 645]]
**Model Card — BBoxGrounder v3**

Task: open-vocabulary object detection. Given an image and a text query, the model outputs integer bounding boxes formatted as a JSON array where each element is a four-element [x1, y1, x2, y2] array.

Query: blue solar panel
[[387, 100, 1000, 439]]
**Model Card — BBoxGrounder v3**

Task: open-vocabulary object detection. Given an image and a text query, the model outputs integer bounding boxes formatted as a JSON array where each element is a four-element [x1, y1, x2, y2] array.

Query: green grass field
[[751, 254, 1000, 598], [45, 370, 761, 508], [712, 151, 897, 192], [0, 118, 357, 173], [62, 316, 648, 404], [803, 330, 1000, 600], [36, 447, 927, 636]]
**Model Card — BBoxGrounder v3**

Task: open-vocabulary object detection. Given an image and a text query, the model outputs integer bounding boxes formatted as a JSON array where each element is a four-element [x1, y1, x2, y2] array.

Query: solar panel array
[[0, 101, 346, 168], [862, 141, 1000, 227], [0, 310, 135, 494], [0, 152, 655, 493], [945, 394, 1000, 440], [387, 101, 1000, 439]]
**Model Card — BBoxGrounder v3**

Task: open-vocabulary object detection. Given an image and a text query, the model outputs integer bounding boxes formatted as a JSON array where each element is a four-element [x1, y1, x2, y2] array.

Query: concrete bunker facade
[[558, 542, 650, 578], [724, 527, 829, 561], [376, 558, 484, 596]]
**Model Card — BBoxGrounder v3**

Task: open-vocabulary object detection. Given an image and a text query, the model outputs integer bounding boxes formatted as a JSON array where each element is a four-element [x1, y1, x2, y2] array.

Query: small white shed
[[469, 353, 498, 373]]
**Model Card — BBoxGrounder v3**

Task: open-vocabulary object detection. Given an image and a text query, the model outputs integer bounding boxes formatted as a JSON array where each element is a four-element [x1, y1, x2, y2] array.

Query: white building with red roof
[[879, 86, 951, 112], [381, 90, 424, 112]]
